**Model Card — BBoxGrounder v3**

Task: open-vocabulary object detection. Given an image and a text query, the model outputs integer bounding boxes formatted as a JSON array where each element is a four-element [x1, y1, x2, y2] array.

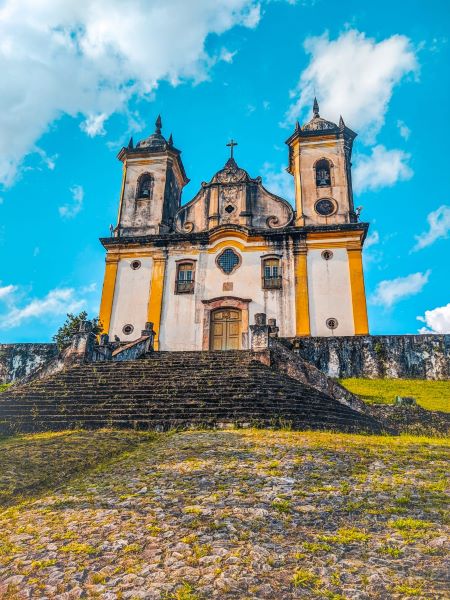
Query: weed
[[292, 568, 321, 589], [271, 499, 291, 513]]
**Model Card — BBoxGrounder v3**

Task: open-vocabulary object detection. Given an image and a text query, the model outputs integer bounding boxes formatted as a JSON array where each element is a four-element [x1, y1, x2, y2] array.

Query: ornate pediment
[[174, 157, 293, 233]]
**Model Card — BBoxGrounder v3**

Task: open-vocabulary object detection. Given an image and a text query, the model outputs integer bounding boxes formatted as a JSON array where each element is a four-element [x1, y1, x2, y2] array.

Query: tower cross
[[226, 139, 238, 159]]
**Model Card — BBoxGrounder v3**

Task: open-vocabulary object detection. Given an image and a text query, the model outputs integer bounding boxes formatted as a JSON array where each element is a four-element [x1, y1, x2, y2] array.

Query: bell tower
[[286, 98, 357, 227], [115, 116, 189, 236]]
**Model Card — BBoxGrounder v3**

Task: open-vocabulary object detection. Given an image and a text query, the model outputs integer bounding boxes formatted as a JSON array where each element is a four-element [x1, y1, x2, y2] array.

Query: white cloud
[[59, 184, 84, 219], [417, 303, 450, 334], [397, 119, 411, 140], [80, 113, 108, 137], [34, 146, 58, 171], [261, 162, 294, 203], [286, 29, 418, 141], [0, 284, 17, 301], [370, 270, 430, 308], [364, 230, 379, 249], [413, 205, 450, 251], [353, 145, 413, 194], [0, 287, 85, 329], [0, 0, 263, 186]]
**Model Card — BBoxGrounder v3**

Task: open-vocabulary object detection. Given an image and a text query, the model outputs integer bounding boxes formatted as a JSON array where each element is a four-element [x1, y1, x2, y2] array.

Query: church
[[98, 100, 369, 351]]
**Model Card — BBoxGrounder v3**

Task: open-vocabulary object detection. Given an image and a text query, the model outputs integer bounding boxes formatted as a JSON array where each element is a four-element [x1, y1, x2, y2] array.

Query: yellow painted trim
[[347, 248, 369, 335], [291, 140, 304, 226], [307, 240, 356, 249], [147, 257, 167, 350], [208, 228, 266, 245], [294, 250, 310, 336], [99, 258, 119, 335], [116, 165, 127, 227], [207, 239, 269, 253]]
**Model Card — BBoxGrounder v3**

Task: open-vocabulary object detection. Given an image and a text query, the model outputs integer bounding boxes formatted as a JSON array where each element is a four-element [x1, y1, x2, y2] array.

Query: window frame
[[175, 259, 196, 294], [136, 172, 154, 200], [314, 158, 333, 188], [216, 247, 242, 275], [261, 254, 283, 290]]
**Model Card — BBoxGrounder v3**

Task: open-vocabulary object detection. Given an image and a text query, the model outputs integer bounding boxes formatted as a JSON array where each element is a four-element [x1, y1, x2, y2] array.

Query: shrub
[[53, 311, 102, 351]]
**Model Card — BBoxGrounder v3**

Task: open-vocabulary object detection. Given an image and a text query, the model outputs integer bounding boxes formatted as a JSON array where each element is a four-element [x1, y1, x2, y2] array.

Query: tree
[[53, 311, 102, 352]]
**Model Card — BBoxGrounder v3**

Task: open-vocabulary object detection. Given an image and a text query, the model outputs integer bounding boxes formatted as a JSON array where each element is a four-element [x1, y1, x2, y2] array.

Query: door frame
[[210, 308, 242, 350], [201, 296, 251, 350]]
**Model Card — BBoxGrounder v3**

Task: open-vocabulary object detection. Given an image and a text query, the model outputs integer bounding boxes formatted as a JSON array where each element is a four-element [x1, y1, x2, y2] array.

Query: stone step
[[0, 350, 382, 434]]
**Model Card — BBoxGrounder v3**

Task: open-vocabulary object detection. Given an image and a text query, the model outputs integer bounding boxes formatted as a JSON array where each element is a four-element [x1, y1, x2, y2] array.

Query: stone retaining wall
[[290, 334, 450, 380], [0, 344, 58, 383]]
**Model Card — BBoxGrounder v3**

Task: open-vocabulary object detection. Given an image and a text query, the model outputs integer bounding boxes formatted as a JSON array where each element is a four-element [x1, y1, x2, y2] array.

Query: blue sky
[[0, 0, 449, 342]]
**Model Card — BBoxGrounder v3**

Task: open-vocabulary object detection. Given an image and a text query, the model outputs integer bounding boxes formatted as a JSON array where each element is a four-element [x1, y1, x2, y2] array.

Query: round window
[[130, 260, 141, 270], [315, 198, 336, 216], [326, 318, 338, 330], [122, 324, 134, 336], [321, 250, 333, 261]]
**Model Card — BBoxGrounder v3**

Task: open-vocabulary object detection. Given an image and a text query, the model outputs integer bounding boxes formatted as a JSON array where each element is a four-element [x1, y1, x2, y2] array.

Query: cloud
[[0, 284, 17, 301], [353, 145, 413, 194], [59, 184, 84, 219], [417, 303, 450, 334], [370, 270, 431, 308], [397, 120, 411, 140], [0, 0, 263, 186], [0, 287, 86, 329], [34, 146, 58, 171], [80, 113, 108, 137], [413, 205, 450, 251], [261, 162, 294, 203], [364, 230, 379, 249], [286, 29, 418, 141]]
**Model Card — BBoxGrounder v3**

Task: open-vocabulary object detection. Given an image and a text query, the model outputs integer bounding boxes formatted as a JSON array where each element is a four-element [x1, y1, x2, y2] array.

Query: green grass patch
[[340, 378, 450, 412], [0, 383, 10, 393], [0, 429, 156, 506]]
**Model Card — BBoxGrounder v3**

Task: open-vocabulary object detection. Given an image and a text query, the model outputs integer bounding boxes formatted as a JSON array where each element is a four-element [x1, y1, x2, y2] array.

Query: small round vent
[[321, 250, 333, 261], [130, 260, 141, 270], [326, 318, 338, 330], [122, 324, 134, 335]]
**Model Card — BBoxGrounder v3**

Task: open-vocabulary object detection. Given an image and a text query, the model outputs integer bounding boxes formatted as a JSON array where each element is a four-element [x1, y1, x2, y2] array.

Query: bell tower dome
[[286, 99, 357, 227], [115, 116, 189, 236]]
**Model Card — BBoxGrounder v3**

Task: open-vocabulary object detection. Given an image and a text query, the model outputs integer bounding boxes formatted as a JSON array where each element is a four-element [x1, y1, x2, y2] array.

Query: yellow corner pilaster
[[294, 248, 310, 336], [292, 141, 304, 226], [147, 256, 167, 350], [348, 248, 369, 335], [99, 257, 119, 335]]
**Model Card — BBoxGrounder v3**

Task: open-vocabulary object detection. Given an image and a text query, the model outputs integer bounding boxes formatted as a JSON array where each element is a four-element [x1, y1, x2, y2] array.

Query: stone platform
[[0, 351, 381, 434]]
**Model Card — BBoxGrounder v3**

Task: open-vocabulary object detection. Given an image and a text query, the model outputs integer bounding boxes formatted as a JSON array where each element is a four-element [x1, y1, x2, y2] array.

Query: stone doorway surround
[[201, 296, 251, 350]]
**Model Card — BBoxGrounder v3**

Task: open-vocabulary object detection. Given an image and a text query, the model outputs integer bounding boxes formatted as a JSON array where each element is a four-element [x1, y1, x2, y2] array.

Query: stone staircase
[[0, 351, 382, 434]]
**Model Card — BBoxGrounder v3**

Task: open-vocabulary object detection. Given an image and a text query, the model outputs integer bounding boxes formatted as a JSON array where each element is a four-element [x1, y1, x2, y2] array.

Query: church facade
[[99, 101, 369, 351]]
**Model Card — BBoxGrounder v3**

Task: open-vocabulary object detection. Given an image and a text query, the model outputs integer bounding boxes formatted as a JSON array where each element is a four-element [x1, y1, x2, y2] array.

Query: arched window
[[175, 261, 195, 294], [262, 256, 282, 289], [315, 159, 331, 187], [136, 173, 153, 199]]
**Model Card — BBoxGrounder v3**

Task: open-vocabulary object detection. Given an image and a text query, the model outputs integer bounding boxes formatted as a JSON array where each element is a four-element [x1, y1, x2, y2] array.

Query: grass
[[340, 378, 450, 412], [0, 383, 10, 393], [0, 429, 156, 506], [0, 428, 448, 598]]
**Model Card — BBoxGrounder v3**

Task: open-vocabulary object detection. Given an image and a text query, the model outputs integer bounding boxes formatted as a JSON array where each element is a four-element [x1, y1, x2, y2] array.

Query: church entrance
[[210, 309, 242, 350]]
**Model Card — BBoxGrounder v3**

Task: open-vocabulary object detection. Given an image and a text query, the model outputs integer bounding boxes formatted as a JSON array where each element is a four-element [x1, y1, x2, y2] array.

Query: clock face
[[315, 198, 336, 216]]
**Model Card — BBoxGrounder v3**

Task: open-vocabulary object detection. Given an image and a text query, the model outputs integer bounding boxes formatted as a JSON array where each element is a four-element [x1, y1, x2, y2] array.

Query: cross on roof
[[226, 139, 238, 159]]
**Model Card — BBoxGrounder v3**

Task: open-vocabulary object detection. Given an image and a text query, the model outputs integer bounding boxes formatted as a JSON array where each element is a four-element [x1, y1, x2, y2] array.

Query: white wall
[[158, 242, 296, 351], [109, 257, 153, 340], [307, 248, 354, 336]]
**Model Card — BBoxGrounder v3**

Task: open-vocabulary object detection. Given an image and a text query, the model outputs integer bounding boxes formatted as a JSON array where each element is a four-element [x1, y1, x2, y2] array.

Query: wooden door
[[210, 309, 242, 350]]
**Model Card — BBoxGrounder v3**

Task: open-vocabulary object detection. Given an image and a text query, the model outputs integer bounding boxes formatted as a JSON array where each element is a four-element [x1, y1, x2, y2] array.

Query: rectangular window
[[176, 262, 195, 293], [262, 258, 282, 289]]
